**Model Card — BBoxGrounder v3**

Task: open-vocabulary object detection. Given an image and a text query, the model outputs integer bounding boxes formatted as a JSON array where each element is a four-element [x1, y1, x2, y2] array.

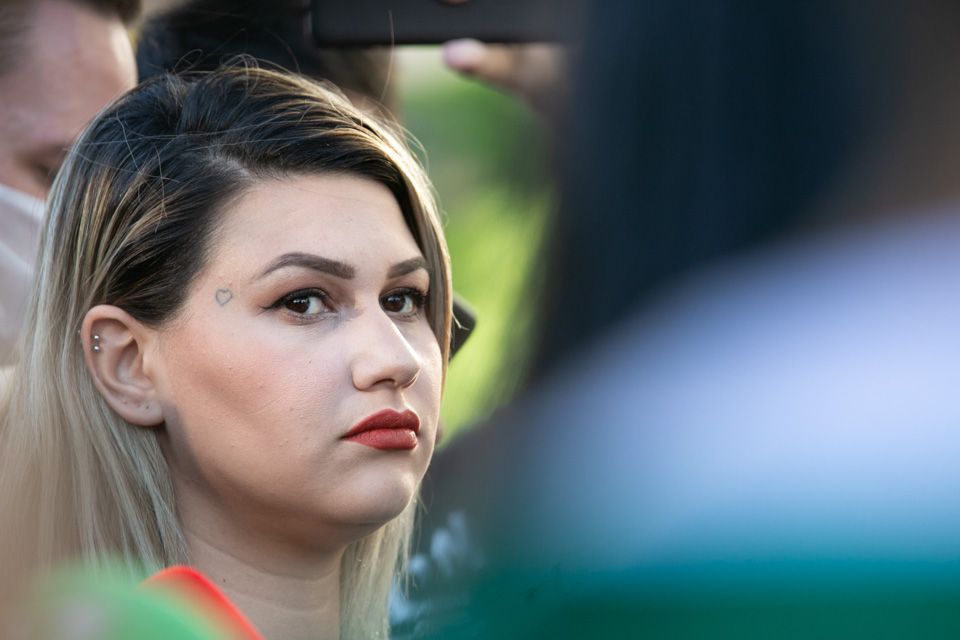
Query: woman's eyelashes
[[266, 288, 332, 319], [264, 286, 428, 321], [381, 287, 428, 317]]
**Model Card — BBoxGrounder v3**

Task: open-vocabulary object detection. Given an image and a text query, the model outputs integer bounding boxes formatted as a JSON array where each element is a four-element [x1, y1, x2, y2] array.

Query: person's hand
[[441, 39, 567, 121]]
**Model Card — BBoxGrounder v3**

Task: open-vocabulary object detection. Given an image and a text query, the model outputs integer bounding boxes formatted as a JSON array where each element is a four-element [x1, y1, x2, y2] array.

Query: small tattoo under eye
[[215, 288, 234, 307]]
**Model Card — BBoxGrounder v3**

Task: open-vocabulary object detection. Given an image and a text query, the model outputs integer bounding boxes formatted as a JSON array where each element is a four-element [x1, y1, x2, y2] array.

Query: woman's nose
[[350, 308, 422, 391]]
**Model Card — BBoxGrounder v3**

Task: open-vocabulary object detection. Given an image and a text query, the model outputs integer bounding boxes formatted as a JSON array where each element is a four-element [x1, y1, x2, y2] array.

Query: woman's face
[[149, 173, 442, 549]]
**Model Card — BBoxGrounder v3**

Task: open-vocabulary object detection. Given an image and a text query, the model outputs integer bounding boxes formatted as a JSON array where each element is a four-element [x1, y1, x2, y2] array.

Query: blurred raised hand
[[442, 39, 568, 121]]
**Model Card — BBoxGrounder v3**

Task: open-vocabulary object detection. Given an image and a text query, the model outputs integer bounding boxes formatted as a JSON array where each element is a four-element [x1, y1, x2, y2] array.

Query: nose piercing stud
[[92, 334, 101, 352]]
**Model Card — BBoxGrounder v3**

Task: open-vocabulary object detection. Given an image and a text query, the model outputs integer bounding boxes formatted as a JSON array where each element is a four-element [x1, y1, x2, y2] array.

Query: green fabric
[[427, 565, 960, 639], [25, 565, 228, 640]]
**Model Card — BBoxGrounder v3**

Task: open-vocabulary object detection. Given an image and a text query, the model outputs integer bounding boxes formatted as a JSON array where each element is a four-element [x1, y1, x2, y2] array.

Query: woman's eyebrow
[[388, 257, 429, 278], [257, 252, 355, 280]]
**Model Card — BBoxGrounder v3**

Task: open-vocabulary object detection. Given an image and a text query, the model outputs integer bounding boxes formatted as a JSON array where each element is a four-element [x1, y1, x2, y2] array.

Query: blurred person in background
[[409, 0, 960, 637], [0, 0, 138, 366]]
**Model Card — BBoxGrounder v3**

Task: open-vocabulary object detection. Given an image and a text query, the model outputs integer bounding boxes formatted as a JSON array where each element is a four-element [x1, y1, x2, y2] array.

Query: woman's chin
[[303, 472, 419, 534], [340, 481, 418, 526]]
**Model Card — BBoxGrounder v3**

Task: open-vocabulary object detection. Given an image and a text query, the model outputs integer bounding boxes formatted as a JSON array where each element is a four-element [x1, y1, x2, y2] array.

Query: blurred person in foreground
[[408, 1, 960, 637], [0, 0, 138, 366]]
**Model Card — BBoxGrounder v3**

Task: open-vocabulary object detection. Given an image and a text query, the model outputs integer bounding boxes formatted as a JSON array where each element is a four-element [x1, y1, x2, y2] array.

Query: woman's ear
[[81, 305, 163, 427]]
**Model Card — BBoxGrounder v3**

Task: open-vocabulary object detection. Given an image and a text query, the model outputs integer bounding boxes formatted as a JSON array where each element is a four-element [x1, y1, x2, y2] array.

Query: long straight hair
[[0, 65, 452, 639]]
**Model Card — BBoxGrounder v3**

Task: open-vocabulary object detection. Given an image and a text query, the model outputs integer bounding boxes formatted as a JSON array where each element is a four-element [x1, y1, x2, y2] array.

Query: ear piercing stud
[[92, 334, 101, 352]]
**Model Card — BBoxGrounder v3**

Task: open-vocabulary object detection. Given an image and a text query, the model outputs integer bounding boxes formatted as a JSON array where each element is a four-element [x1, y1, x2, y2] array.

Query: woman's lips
[[342, 409, 420, 451]]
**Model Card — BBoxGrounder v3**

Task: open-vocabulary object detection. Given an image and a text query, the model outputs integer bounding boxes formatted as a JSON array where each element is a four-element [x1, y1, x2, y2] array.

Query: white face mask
[[0, 182, 45, 365]]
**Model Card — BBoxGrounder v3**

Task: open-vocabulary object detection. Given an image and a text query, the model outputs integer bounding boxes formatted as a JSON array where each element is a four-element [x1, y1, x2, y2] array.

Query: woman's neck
[[183, 526, 344, 640]]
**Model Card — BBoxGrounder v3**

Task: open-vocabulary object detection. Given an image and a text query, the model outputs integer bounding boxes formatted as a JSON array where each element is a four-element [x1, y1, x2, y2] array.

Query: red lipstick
[[343, 409, 420, 451]]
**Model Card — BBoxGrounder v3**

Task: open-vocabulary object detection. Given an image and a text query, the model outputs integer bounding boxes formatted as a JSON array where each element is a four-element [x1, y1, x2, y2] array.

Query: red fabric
[[143, 566, 264, 640]]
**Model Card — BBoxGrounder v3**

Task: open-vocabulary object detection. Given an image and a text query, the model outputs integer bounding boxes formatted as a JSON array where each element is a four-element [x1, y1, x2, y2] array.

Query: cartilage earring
[[92, 334, 101, 352]]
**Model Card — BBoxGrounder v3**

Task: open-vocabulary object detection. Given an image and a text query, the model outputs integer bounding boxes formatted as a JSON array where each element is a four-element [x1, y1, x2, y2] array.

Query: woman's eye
[[381, 289, 427, 316], [272, 290, 329, 316]]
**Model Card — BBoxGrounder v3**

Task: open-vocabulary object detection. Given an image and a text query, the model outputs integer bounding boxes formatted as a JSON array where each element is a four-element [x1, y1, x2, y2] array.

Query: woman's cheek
[[414, 332, 444, 431]]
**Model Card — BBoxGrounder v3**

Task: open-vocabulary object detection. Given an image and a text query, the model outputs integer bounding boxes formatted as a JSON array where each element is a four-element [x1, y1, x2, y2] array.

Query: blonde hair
[[0, 65, 451, 639]]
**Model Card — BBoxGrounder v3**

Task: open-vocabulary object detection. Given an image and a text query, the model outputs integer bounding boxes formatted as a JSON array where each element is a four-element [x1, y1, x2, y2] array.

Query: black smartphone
[[309, 0, 575, 46]]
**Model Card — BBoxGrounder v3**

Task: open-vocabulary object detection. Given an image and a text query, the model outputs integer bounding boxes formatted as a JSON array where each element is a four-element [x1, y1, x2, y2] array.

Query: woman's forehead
[[210, 174, 422, 274]]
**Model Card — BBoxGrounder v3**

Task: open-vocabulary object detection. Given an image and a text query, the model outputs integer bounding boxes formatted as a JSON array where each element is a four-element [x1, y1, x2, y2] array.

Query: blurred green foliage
[[395, 50, 552, 440]]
